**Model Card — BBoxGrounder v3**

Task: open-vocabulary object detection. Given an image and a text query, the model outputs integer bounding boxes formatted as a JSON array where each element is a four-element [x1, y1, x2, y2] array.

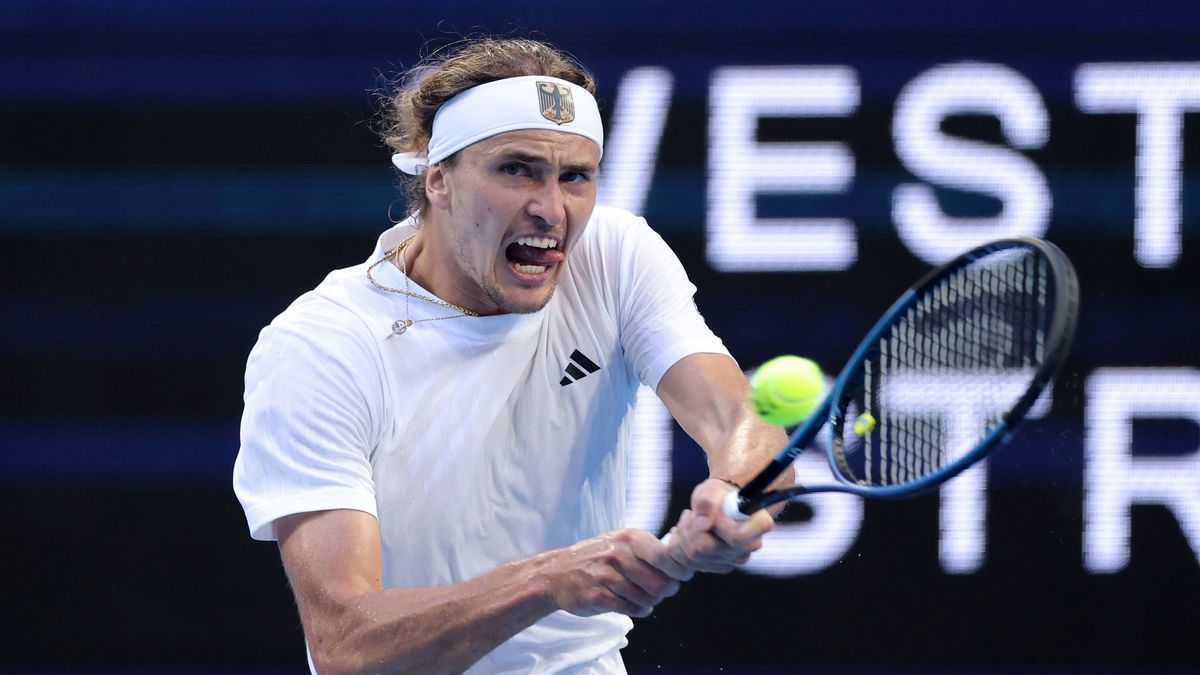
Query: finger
[[605, 561, 679, 612], [615, 530, 687, 596], [606, 577, 656, 611], [596, 586, 652, 617], [712, 508, 774, 550], [680, 512, 743, 556], [679, 513, 771, 571], [735, 510, 775, 545], [624, 554, 683, 600], [675, 530, 747, 573], [671, 508, 756, 573], [688, 477, 736, 520], [645, 539, 693, 582], [690, 487, 717, 518], [665, 510, 696, 566], [677, 508, 713, 542]]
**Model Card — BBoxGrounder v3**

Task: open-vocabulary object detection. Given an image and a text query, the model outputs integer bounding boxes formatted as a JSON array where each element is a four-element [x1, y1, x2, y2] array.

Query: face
[[421, 129, 600, 315]]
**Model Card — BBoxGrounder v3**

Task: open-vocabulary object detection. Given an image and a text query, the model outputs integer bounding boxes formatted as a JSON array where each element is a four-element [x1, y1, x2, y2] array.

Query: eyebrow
[[500, 152, 597, 174]]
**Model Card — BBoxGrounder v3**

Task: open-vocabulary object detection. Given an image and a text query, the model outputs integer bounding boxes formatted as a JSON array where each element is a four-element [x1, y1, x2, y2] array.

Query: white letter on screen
[[598, 67, 674, 215], [881, 370, 1051, 574], [1084, 368, 1200, 573], [1074, 63, 1200, 268], [740, 451, 864, 577], [707, 66, 859, 271], [626, 385, 671, 534], [892, 62, 1050, 265]]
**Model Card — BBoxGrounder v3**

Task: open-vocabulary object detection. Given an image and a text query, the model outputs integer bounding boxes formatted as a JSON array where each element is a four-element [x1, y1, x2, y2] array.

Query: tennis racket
[[722, 236, 1079, 519]]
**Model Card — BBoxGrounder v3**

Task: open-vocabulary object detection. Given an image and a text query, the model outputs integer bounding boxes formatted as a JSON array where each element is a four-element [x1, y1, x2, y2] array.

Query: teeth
[[515, 236, 558, 249], [513, 263, 547, 274]]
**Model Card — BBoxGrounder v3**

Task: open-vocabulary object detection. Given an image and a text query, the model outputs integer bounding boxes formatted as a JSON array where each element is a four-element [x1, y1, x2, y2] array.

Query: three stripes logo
[[559, 349, 601, 386]]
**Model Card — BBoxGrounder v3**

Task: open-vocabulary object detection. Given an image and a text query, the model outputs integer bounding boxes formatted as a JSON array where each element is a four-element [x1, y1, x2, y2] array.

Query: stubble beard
[[451, 242, 561, 315], [481, 273, 560, 315]]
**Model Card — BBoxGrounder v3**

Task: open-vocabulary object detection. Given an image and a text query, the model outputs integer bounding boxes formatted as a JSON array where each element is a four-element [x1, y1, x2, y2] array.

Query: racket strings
[[853, 248, 1052, 486]]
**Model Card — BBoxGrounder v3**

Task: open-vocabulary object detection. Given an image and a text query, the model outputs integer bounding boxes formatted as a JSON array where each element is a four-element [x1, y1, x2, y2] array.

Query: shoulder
[[576, 205, 671, 261], [281, 268, 374, 336], [584, 205, 651, 239], [578, 205, 681, 272], [250, 267, 382, 375], [589, 204, 644, 226]]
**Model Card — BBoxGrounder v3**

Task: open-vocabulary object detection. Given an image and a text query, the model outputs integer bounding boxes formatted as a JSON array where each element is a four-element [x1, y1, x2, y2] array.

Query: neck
[[398, 228, 501, 317]]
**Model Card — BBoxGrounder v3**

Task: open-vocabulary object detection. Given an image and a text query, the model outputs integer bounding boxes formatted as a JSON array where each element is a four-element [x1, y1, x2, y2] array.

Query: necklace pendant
[[392, 319, 413, 335]]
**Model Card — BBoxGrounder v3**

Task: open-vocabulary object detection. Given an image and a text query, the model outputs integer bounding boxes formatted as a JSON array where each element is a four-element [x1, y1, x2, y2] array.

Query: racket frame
[[736, 237, 1079, 513]]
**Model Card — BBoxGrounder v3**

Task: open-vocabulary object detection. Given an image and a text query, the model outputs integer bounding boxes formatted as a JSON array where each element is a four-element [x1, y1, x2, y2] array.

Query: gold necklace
[[366, 234, 479, 336]]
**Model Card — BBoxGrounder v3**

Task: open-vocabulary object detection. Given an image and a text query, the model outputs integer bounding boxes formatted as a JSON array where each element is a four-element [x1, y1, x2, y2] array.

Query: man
[[234, 37, 786, 673]]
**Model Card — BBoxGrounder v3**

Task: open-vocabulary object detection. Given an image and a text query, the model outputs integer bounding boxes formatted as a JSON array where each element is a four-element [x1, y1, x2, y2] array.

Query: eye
[[500, 163, 530, 177], [561, 171, 593, 184]]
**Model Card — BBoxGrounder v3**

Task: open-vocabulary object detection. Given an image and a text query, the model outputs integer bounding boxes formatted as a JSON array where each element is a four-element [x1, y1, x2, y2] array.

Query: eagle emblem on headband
[[537, 81, 575, 125]]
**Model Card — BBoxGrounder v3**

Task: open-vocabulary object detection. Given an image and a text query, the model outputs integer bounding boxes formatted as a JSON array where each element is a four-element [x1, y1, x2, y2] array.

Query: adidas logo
[[559, 349, 601, 386]]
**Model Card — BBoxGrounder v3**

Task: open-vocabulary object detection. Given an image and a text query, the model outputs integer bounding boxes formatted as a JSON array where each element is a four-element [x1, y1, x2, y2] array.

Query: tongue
[[506, 243, 565, 266]]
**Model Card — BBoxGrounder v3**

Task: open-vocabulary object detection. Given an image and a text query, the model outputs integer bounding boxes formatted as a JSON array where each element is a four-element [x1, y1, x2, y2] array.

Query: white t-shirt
[[233, 205, 729, 673]]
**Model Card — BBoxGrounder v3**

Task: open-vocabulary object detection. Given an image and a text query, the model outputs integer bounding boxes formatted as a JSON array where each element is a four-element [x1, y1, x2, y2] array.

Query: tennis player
[[233, 37, 786, 674]]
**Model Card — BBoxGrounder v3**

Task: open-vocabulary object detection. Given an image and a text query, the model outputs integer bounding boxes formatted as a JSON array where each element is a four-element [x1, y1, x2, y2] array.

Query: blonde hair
[[379, 38, 597, 217]]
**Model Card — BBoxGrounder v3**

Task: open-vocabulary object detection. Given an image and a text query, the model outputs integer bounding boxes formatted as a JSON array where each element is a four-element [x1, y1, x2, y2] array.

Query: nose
[[526, 178, 567, 228]]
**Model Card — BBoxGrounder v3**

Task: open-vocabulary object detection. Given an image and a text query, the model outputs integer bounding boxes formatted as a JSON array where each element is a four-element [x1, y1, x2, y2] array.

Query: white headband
[[391, 75, 604, 175]]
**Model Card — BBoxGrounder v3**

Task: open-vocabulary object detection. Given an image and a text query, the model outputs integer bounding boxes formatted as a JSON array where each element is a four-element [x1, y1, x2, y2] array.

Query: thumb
[[689, 478, 729, 519]]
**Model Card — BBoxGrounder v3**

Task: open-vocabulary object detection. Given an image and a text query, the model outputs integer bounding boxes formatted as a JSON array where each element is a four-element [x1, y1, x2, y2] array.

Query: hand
[[663, 478, 774, 574], [539, 528, 688, 618]]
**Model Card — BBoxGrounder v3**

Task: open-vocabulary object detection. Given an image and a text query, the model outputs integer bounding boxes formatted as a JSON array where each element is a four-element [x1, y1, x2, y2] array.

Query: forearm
[[705, 407, 788, 487], [656, 354, 788, 572], [662, 407, 785, 573], [305, 554, 556, 675], [297, 526, 682, 674], [656, 354, 790, 489]]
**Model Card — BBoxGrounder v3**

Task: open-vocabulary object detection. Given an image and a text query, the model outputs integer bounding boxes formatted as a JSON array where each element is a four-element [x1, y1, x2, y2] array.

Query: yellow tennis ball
[[749, 356, 824, 427], [854, 412, 877, 436]]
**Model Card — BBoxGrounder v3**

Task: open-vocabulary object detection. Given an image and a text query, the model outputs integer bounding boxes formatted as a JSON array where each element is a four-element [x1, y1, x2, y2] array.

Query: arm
[[655, 352, 792, 572], [276, 509, 688, 675]]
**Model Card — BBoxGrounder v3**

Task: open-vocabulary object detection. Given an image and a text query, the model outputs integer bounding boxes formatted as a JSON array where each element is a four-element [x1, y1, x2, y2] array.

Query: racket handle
[[661, 490, 751, 545], [723, 489, 750, 521]]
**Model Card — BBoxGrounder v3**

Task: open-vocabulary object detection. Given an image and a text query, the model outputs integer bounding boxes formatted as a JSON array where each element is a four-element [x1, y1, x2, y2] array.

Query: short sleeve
[[608, 212, 731, 389], [232, 299, 382, 541]]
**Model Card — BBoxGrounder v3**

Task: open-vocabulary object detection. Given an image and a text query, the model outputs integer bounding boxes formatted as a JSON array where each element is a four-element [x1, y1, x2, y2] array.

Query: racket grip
[[661, 490, 750, 545], [722, 490, 750, 521]]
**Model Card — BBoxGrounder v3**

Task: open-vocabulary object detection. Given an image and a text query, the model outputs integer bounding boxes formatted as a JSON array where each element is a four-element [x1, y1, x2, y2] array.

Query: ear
[[425, 163, 452, 211]]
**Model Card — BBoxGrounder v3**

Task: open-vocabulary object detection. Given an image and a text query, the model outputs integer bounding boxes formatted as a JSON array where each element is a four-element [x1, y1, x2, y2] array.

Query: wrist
[[512, 552, 562, 616], [712, 476, 742, 490]]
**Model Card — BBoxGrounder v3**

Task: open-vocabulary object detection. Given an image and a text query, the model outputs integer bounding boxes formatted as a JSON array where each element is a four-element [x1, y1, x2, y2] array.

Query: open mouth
[[504, 235, 565, 276]]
